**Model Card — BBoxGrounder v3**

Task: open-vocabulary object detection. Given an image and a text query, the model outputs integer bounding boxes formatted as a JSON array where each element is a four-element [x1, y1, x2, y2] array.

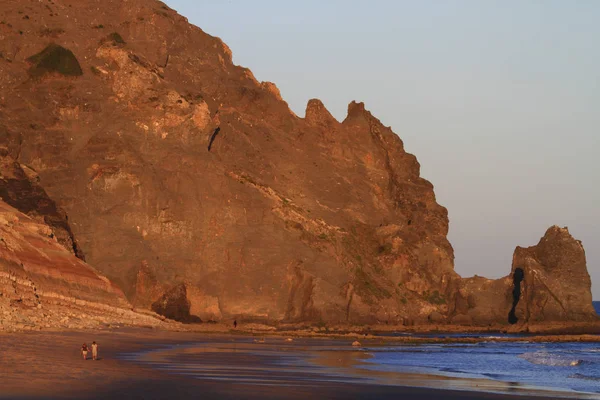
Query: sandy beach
[[0, 328, 594, 400]]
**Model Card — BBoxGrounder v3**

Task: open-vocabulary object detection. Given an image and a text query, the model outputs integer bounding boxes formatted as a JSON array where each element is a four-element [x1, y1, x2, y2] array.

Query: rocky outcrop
[[148, 282, 221, 323], [0, 0, 595, 328], [448, 227, 598, 327], [151, 283, 199, 323], [134, 264, 222, 322], [511, 226, 597, 323]]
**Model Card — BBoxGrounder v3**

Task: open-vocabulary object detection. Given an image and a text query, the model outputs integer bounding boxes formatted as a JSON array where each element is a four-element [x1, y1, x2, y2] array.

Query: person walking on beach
[[81, 343, 88, 360], [91, 341, 98, 361]]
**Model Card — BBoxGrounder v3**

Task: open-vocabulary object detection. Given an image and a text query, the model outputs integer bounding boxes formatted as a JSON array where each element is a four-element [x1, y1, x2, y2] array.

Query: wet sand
[[0, 329, 591, 399]]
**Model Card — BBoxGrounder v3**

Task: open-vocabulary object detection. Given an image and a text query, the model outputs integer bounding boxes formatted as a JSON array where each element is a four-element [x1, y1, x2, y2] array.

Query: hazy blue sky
[[165, 1, 600, 299]]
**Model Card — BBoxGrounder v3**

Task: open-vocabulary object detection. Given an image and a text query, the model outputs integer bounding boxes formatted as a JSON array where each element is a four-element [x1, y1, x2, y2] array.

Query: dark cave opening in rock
[[508, 267, 525, 324], [207, 127, 221, 151]]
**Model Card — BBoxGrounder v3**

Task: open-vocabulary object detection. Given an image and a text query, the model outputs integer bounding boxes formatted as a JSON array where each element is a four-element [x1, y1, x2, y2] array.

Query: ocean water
[[363, 335, 600, 397], [357, 302, 600, 396]]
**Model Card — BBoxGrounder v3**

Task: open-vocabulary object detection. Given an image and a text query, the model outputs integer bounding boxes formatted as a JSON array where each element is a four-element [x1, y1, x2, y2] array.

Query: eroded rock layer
[[0, 199, 164, 331]]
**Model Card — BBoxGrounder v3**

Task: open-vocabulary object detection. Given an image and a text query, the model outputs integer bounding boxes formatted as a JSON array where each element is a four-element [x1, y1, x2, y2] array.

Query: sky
[[164, 1, 600, 299]]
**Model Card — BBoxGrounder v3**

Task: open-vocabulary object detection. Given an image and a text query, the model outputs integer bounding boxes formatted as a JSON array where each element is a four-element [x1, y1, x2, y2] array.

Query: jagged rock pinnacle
[[305, 98, 337, 125]]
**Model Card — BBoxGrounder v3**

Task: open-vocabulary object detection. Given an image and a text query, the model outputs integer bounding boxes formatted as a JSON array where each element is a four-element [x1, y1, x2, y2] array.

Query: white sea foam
[[519, 351, 582, 367]]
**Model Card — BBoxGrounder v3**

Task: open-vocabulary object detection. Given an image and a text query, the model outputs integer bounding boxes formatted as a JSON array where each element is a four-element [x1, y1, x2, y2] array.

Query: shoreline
[[1, 328, 599, 399], [7, 317, 600, 343]]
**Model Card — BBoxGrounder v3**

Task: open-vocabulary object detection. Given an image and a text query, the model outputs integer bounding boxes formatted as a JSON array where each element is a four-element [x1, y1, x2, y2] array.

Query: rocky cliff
[[0, 0, 596, 328]]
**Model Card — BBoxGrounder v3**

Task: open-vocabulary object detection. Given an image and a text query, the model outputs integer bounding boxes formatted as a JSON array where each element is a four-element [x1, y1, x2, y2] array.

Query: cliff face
[[0, 0, 595, 327], [0, 0, 457, 325]]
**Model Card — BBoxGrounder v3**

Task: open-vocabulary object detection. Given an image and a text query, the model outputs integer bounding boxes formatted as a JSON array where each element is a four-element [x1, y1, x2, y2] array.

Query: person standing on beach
[[81, 343, 88, 360], [91, 341, 98, 361]]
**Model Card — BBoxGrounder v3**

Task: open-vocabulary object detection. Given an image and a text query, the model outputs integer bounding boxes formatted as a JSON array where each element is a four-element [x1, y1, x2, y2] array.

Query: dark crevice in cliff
[[207, 127, 221, 151], [508, 268, 524, 324], [44, 215, 86, 261], [345, 290, 353, 322], [159, 54, 169, 68]]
